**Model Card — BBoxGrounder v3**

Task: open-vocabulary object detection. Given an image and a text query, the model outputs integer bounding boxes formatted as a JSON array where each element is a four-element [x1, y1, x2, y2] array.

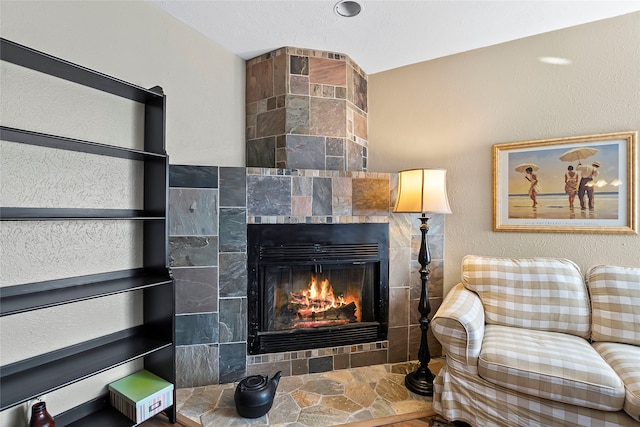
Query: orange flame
[[293, 275, 358, 321]]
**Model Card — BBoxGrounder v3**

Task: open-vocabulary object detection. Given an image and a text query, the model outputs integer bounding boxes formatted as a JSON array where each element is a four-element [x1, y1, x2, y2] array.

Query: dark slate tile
[[219, 167, 247, 207], [350, 349, 387, 368], [219, 252, 248, 297], [409, 325, 420, 362], [290, 75, 310, 95], [389, 287, 409, 328], [326, 157, 345, 171], [219, 342, 247, 383], [388, 326, 409, 363], [427, 260, 445, 299], [173, 267, 218, 314], [169, 165, 218, 188], [409, 256, 443, 300], [346, 140, 364, 172], [247, 137, 276, 168], [169, 236, 218, 267], [291, 358, 308, 375], [290, 55, 309, 75], [352, 70, 368, 113], [286, 135, 326, 170], [292, 176, 313, 197], [176, 344, 219, 388], [286, 95, 310, 135], [429, 298, 443, 357], [267, 96, 277, 110], [326, 137, 344, 156], [409, 295, 422, 325], [333, 353, 350, 370], [309, 356, 333, 374], [257, 109, 286, 138], [219, 208, 247, 253], [312, 177, 332, 216], [175, 312, 218, 345], [247, 175, 292, 216], [169, 188, 218, 236], [219, 297, 247, 343]]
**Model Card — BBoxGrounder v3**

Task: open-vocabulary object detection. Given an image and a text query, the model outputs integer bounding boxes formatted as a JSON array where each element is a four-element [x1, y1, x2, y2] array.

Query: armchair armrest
[[432, 283, 485, 367]]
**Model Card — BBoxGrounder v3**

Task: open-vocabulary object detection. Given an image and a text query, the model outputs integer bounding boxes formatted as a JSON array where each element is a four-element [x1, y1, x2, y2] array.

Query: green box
[[108, 370, 173, 424]]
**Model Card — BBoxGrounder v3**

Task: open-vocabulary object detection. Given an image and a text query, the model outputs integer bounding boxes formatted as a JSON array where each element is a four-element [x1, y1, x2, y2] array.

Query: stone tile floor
[[174, 361, 440, 427]]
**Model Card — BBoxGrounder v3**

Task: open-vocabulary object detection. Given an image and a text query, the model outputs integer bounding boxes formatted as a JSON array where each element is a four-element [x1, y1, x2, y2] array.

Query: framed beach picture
[[493, 131, 637, 234]]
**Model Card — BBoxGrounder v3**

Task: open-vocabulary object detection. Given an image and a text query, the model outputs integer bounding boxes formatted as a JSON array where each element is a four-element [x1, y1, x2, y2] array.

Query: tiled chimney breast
[[246, 47, 368, 171]]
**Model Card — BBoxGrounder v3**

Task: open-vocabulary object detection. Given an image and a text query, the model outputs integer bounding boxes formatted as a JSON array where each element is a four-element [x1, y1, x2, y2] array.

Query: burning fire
[[288, 275, 359, 325], [302, 276, 345, 310]]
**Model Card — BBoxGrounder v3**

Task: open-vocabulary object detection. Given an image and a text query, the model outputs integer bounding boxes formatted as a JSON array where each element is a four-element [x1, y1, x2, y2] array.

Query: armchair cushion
[[587, 265, 640, 346], [479, 324, 625, 411], [461, 256, 590, 338], [594, 342, 640, 421]]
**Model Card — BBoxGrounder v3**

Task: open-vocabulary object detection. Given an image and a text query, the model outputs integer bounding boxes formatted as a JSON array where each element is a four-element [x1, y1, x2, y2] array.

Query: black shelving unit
[[0, 38, 176, 425]]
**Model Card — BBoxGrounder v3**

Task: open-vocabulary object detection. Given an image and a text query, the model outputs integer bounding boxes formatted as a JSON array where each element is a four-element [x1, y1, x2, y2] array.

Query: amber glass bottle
[[29, 402, 55, 427]]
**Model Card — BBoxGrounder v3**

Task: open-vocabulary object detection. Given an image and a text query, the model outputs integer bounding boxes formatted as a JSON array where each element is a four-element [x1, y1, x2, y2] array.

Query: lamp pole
[[393, 168, 451, 396], [405, 213, 434, 396]]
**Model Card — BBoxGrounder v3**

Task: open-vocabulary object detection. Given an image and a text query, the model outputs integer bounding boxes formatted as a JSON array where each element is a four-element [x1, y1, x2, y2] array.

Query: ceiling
[[149, 1, 640, 74]]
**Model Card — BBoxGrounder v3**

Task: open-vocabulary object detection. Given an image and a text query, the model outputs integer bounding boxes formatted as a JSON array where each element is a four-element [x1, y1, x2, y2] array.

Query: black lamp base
[[405, 213, 435, 397], [405, 366, 434, 396]]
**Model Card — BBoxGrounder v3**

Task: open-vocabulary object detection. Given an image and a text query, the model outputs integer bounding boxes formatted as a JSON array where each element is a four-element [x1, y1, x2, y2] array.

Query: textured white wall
[[369, 13, 640, 294], [0, 0, 246, 166], [0, 1, 244, 423]]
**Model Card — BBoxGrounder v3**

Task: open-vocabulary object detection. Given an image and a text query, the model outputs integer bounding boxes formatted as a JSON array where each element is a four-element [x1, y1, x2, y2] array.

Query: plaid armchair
[[431, 256, 640, 427]]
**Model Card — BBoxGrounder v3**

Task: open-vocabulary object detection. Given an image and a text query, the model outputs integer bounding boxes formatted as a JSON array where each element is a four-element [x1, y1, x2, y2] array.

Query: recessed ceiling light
[[335, 1, 361, 18], [538, 56, 572, 65]]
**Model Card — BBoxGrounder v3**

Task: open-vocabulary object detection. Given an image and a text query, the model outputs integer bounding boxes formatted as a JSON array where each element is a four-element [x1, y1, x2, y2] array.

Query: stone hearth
[[176, 361, 441, 426]]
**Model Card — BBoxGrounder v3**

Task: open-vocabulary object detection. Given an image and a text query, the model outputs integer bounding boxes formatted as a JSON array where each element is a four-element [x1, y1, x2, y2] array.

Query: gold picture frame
[[493, 131, 637, 234]]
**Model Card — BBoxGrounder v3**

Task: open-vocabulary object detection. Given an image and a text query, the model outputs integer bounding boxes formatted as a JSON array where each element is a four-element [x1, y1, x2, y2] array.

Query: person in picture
[[525, 167, 540, 208], [577, 161, 600, 210], [564, 165, 579, 209]]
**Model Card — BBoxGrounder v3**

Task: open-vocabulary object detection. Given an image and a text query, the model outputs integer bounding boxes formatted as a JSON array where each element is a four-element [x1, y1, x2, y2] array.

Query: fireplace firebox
[[247, 223, 389, 355]]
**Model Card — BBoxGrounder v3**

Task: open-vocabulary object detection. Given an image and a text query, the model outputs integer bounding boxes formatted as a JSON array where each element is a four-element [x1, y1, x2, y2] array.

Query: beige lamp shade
[[394, 168, 452, 214]]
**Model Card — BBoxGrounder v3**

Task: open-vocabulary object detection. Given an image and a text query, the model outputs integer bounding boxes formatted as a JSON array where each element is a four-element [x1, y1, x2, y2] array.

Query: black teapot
[[234, 371, 282, 418]]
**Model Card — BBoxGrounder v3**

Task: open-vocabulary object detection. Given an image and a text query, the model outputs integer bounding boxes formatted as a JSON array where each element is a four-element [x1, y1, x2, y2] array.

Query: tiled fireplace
[[169, 166, 445, 388], [168, 46, 445, 389]]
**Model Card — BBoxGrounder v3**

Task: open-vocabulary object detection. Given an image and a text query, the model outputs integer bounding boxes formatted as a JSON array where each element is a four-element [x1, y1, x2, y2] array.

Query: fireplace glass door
[[263, 262, 378, 332], [247, 223, 388, 354]]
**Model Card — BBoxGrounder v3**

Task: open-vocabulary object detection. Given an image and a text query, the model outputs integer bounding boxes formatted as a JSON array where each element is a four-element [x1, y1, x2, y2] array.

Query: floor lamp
[[394, 168, 452, 396]]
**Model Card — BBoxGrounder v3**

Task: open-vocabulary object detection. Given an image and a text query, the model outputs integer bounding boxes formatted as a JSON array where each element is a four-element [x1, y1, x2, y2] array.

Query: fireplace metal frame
[[247, 223, 389, 355]]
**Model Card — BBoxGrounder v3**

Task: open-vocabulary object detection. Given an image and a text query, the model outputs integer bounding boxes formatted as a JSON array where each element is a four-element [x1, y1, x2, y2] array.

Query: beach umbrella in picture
[[559, 147, 599, 162], [514, 163, 539, 173]]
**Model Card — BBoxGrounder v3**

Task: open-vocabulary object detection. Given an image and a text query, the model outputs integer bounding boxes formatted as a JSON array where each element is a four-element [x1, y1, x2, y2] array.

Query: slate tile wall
[[246, 47, 368, 171], [169, 165, 445, 388], [169, 165, 220, 388]]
